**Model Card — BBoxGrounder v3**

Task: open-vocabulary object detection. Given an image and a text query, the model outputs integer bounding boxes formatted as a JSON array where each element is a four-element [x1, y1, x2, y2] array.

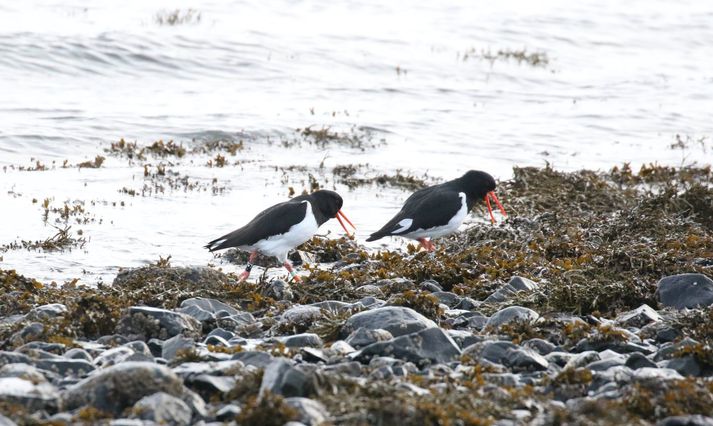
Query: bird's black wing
[[366, 186, 463, 241], [205, 200, 308, 251]]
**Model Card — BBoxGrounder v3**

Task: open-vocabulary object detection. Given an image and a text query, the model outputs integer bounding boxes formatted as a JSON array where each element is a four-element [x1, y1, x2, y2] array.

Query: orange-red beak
[[335, 209, 356, 237], [484, 191, 507, 224]]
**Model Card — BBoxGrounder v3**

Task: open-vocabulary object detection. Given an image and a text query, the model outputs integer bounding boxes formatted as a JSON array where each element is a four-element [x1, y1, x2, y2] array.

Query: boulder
[[656, 274, 713, 309], [341, 307, 436, 338]]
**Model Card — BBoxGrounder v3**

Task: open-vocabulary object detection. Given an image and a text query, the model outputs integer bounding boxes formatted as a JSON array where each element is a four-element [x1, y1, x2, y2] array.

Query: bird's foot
[[283, 261, 301, 283], [418, 238, 436, 252], [237, 270, 250, 283]]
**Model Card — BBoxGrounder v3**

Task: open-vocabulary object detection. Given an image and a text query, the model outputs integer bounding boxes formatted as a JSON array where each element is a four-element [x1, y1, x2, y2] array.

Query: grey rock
[[263, 279, 293, 301], [0, 363, 48, 383], [34, 358, 95, 376], [657, 415, 713, 426], [463, 340, 548, 371], [216, 404, 242, 421], [564, 351, 600, 370], [586, 356, 626, 371], [259, 359, 311, 398], [0, 376, 59, 411], [329, 340, 356, 355], [180, 297, 240, 316], [545, 351, 576, 367], [284, 397, 330, 426], [523, 338, 557, 355], [341, 307, 436, 338], [485, 306, 539, 329], [353, 328, 461, 367], [62, 362, 186, 415], [131, 392, 192, 426], [26, 303, 67, 321], [124, 341, 153, 356], [662, 356, 701, 377], [277, 333, 324, 348], [420, 279, 443, 292], [8, 322, 44, 347], [162, 334, 196, 361], [309, 300, 356, 313], [656, 273, 713, 309], [632, 367, 683, 382], [454, 297, 480, 310], [186, 374, 237, 400], [64, 348, 93, 362], [97, 334, 130, 346], [625, 352, 658, 370], [0, 414, 16, 426], [0, 351, 32, 367], [147, 338, 164, 357], [18, 341, 65, 355], [615, 304, 661, 328], [345, 327, 394, 349], [117, 306, 201, 340], [207, 328, 234, 341], [94, 346, 135, 368], [280, 305, 322, 328], [355, 296, 386, 309], [355, 284, 383, 296], [232, 351, 274, 369], [431, 292, 462, 308], [204, 335, 230, 347], [485, 276, 539, 303]]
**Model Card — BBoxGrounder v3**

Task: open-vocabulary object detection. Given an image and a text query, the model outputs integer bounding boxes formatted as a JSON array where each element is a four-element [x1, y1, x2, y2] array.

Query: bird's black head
[[458, 170, 497, 200], [308, 190, 344, 224]]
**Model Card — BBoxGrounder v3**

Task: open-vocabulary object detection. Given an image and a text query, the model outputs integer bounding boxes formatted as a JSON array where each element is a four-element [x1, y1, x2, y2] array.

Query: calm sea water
[[1, 0, 712, 283]]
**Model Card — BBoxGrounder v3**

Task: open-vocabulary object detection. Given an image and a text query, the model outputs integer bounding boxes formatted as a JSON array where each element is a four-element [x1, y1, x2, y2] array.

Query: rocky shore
[[1, 165, 712, 425]]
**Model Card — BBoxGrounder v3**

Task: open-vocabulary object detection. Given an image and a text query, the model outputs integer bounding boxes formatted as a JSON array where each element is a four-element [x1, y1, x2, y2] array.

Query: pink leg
[[417, 238, 436, 252], [238, 251, 258, 283], [283, 261, 301, 283]]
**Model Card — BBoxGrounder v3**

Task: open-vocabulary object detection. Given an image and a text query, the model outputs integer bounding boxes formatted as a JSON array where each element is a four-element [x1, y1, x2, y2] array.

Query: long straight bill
[[484, 195, 496, 224], [336, 210, 356, 237], [489, 191, 507, 217]]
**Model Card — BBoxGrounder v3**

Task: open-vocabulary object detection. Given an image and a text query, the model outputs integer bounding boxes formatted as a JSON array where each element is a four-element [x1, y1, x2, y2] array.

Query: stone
[[523, 338, 557, 355], [0, 414, 15, 426], [284, 397, 330, 426], [162, 334, 196, 361], [625, 352, 658, 370], [564, 351, 600, 370], [232, 351, 274, 369], [656, 273, 713, 309], [207, 328, 234, 341], [26, 303, 67, 321], [62, 362, 186, 415], [345, 327, 393, 349], [615, 304, 662, 328], [216, 404, 242, 421], [180, 297, 240, 316], [309, 300, 356, 313], [131, 392, 192, 426], [8, 322, 44, 347], [662, 356, 701, 377], [353, 328, 461, 367], [631, 367, 683, 382], [277, 333, 324, 348], [484, 276, 539, 303], [420, 279, 443, 292], [259, 359, 311, 398], [263, 279, 293, 301], [329, 341, 356, 356], [94, 347, 135, 368], [0, 363, 48, 383], [0, 351, 32, 367], [341, 307, 436, 338], [280, 305, 322, 328], [485, 306, 539, 329], [431, 292, 462, 308], [0, 376, 59, 411], [462, 341, 548, 371], [64, 348, 93, 362], [186, 374, 237, 400], [657, 415, 713, 426], [34, 358, 95, 376], [117, 306, 201, 341]]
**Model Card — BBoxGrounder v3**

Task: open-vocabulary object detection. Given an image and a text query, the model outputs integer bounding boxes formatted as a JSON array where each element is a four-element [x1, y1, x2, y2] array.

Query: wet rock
[[656, 273, 713, 309], [8, 322, 44, 347], [329, 340, 356, 356], [94, 346, 135, 368], [355, 296, 385, 309], [485, 276, 539, 303], [216, 404, 242, 421], [284, 397, 330, 426], [454, 296, 480, 310], [64, 348, 93, 362], [262, 279, 293, 301], [26, 303, 67, 321], [341, 306, 436, 338], [353, 328, 461, 367], [355, 284, 383, 296], [232, 351, 274, 369], [615, 304, 661, 328], [625, 352, 658, 370], [631, 367, 683, 382], [280, 305, 322, 329], [420, 279, 443, 292], [147, 338, 164, 357], [545, 351, 576, 368], [131, 392, 192, 426], [431, 291, 462, 308], [0, 351, 32, 366], [277, 333, 323, 348], [18, 341, 65, 356], [0, 376, 59, 411], [259, 359, 311, 398], [485, 306, 539, 329], [661, 356, 701, 377], [204, 334, 230, 346], [564, 351, 600, 370], [523, 338, 557, 355], [0, 363, 49, 384], [117, 306, 201, 341], [309, 300, 356, 313], [62, 362, 186, 415], [658, 415, 713, 426], [34, 358, 95, 376], [180, 297, 240, 316], [207, 328, 234, 340], [463, 341, 548, 371], [345, 327, 394, 349], [97, 334, 130, 346], [162, 334, 196, 361]]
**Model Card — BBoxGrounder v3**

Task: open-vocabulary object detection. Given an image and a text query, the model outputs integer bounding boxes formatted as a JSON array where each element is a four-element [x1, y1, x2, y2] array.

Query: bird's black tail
[[204, 235, 230, 252]]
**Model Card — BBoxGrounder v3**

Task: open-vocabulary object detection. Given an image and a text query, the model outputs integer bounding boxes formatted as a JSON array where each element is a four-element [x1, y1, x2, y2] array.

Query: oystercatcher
[[366, 170, 506, 251], [205, 190, 355, 282]]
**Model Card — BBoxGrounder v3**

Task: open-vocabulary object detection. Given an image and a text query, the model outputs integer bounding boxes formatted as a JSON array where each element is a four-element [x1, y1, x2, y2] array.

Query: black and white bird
[[366, 170, 506, 251], [205, 190, 355, 282]]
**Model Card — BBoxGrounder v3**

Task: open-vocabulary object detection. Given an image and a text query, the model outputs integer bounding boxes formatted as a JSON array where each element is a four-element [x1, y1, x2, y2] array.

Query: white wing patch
[[392, 218, 413, 234]]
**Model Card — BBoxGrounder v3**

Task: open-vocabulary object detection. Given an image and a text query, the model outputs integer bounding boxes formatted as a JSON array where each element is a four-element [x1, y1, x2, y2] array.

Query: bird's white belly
[[251, 201, 319, 261], [404, 192, 468, 240]]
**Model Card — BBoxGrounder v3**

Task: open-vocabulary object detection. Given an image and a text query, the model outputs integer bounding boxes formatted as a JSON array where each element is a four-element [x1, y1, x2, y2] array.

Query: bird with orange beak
[[205, 190, 355, 282], [366, 170, 506, 251]]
